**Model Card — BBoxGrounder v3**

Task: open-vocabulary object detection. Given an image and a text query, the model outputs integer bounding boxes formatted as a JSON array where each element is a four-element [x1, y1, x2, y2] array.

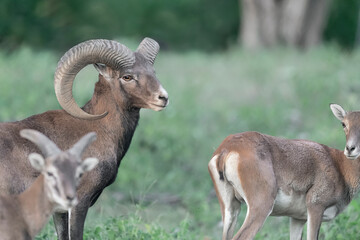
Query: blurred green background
[[1, 0, 359, 51], [1, 0, 360, 239]]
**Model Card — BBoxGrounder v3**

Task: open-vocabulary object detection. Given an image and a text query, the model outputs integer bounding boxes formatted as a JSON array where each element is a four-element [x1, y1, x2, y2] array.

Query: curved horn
[[54, 39, 135, 120], [69, 132, 97, 158], [136, 38, 160, 65], [20, 129, 61, 158]]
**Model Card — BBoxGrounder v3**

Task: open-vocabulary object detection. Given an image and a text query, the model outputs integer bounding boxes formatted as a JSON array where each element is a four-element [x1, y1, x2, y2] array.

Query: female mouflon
[[209, 104, 360, 240], [0, 129, 98, 240]]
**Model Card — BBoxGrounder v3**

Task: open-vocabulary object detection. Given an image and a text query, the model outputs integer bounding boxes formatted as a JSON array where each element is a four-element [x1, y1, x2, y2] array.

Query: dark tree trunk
[[239, 0, 330, 49], [240, 0, 262, 49], [300, 0, 330, 48], [279, 0, 309, 46]]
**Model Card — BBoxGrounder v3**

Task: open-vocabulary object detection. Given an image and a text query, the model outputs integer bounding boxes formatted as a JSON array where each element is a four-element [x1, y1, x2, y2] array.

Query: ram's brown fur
[[0, 39, 168, 239]]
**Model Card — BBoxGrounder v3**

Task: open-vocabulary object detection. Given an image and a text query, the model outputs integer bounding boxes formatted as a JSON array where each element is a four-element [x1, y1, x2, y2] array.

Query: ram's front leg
[[53, 212, 69, 240], [69, 202, 91, 240], [53, 202, 90, 240]]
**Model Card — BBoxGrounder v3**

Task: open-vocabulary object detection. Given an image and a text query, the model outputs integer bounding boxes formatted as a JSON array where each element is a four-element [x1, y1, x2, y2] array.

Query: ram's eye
[[121, 75, 133, 81], [47, 172, 54, 177], [342, 122, 346, 128]]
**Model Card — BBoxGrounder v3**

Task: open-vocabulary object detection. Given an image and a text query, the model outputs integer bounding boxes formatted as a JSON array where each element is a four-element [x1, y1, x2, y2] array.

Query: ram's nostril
[[346, 145, 356, 153], [158, 95, 169, 105], [159, 95, 168, 101]]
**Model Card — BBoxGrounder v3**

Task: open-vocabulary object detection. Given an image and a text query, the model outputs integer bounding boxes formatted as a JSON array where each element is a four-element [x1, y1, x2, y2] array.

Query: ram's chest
[[97, 157, 119, 186], [116, 113, 140, 162]]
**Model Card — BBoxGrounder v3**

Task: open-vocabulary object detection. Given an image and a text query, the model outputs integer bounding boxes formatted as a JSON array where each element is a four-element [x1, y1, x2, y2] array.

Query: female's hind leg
[[232, 198, 274, 240], [290, 217, 306, 240], [226, 152, 277, 240], [221, 187, 241, 240], [208, 155, 241, 240]]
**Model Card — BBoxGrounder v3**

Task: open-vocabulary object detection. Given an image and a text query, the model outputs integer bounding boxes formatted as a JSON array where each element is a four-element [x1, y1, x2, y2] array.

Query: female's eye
[[47, 172, 54, 177], [122, 75, 133, 81], [342, 122, 346, 128]]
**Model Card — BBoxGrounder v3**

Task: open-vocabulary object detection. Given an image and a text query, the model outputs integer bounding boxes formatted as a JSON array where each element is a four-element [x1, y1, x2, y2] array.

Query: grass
[[1, 41, 360, 239]]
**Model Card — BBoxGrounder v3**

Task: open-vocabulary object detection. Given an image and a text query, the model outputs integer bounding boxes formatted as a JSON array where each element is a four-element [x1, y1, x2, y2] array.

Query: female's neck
[[18, 175, 54, 238]]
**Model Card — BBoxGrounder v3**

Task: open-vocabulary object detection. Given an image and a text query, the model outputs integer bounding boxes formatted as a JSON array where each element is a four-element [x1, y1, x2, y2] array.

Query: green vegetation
[[325, 0, 360, 48], [1, 0, 359, 51], [1, 42, 360, 239], [0, 0, 239, 51]]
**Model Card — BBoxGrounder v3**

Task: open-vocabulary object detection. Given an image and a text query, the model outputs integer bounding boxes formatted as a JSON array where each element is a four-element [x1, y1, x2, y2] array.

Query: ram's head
[[54, 38, 169, 120]]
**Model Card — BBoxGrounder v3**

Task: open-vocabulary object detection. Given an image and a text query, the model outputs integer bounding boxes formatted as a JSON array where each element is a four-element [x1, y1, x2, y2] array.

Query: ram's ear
[[93, 63, 118, 82]]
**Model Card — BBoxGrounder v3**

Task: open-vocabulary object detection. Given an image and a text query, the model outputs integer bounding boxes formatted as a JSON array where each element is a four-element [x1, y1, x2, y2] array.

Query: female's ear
[[28, 153, 45, 171], [330, 104, 347, 121], [81, 157, 99, 172]]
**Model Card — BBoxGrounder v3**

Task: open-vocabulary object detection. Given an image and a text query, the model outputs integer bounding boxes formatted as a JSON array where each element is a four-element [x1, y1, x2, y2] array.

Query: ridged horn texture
[[69, 132, 97, 159], [54, 39, 135, 120], [136, 38, 160, 65], [20, 129, 61, 158]]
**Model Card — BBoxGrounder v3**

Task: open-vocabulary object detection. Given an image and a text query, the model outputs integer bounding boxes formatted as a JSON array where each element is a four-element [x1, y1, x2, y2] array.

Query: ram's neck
[[84, 77, 140, 165], [82, 77, 116, 118], [115, 108, 140, 164]]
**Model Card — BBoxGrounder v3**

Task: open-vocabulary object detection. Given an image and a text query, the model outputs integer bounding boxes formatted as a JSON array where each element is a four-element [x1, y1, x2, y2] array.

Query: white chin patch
[[149, 104, 165, 111], [153, 106, 165, 112], [54, 204, 70, 212], [344, 152, 360, 160], [54, 198, 77, 212]]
